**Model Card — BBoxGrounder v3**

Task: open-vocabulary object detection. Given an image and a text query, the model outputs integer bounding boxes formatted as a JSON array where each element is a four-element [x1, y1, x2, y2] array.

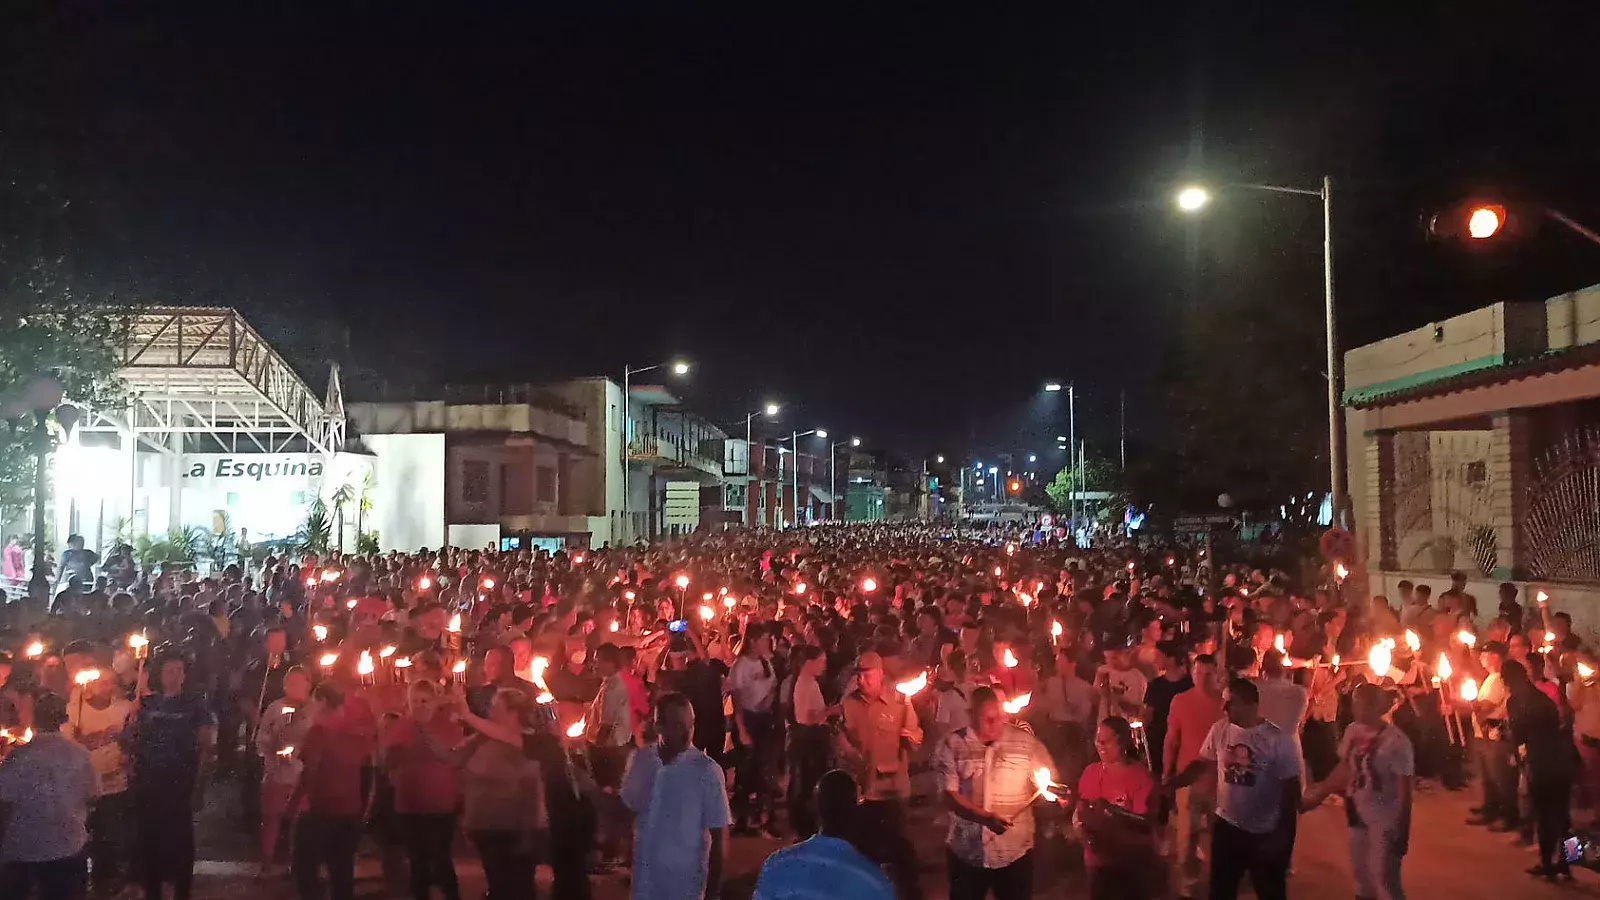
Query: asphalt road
[[184, 780, 1600, 899]]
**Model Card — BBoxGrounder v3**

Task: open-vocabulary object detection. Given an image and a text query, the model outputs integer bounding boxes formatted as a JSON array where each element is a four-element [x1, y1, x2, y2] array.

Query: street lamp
[[1045, 382, 1080, 532], [789, 428, 825, 528], [1177, 176, 1344, 524], [830, 437, 861, 522], [620, 359, 690, 544], [733, 403, 781, 526], [936, 455, 945, 464]]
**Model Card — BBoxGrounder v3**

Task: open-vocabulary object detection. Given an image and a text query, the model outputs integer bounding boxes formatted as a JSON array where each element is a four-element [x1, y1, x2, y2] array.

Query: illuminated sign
[[184, 457, 325, 480]]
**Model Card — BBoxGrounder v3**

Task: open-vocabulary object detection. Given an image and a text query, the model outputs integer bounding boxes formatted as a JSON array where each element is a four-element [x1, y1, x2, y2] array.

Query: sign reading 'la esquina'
[[183, 457, 325, 480]]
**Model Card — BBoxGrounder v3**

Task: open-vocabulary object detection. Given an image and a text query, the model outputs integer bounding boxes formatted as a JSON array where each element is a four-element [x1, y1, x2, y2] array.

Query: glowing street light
[[1044, 383, 1063, 392], [1175, 174, 1346, 526], [1175, 186, 1211, 211]]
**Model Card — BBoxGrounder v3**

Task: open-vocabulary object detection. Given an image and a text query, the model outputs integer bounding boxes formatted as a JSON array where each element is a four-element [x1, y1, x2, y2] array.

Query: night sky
[[6, 4, 1599, 463]]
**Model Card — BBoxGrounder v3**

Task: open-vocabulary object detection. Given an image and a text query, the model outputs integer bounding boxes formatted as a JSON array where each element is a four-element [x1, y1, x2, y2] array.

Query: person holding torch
[[931, 686, 1065, 900], [841, 651, 922, 900]]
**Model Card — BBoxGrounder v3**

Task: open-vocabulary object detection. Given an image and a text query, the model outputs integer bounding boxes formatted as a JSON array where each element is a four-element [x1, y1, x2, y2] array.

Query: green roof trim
[[1342, 353, 1505, 406]]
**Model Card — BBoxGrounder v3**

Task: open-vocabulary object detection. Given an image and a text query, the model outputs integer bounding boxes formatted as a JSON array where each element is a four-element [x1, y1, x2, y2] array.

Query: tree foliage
[[1044, 455, 1126, 517]]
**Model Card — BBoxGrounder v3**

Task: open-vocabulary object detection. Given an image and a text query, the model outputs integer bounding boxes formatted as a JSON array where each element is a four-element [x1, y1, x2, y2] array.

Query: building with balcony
[[713, 438, 829, 528], [547, 378, 728, 545], [347, 385, 597, 552], [1345, 283, 1600, 638]]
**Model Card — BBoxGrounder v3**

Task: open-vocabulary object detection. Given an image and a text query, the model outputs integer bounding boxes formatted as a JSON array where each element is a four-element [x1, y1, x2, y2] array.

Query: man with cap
[[841, 650, 923, 900]]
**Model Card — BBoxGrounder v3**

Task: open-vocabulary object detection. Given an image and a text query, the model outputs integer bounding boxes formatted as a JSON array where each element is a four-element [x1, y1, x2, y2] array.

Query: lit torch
[[861, 577, 878, 593], [674, 574, 690, 591], [1051, 620, 1063, 646], [1003, 648, 1018, 668], [312, 624, 329, 643], [357, 650, 375, 684], [895, 671, 928, 697], [24, 641, 44, 660], [1456, 630, 1477, 648], [451, 659, 467, 683], [1032, 767, 1065, 802], [318, 652, 339, 669], [1405, 630, 1421, 653], [1460, 677, 1479, 702], [1367, 641, 1392, 679], [446, 611, 462, 653], [566, 718, 586, 739], [699, 604, 715, 622], [1001, 692, 1031, 715]]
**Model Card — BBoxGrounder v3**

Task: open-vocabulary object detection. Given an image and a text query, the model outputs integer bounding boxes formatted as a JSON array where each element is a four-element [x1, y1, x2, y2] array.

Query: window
[[462, 460, 490, 504], [1463, 460, 1487, 485], [536, 465, 556, 503]]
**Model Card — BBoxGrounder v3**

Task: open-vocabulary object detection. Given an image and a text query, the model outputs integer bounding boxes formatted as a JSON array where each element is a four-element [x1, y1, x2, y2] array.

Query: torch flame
[[1460, 677, 1479, 702], [319, 652, 339, 668], [609, 621, 620, 633], [1018, 592, 1034, 607], [697, 604, 714, 622], [312, 624, 329, 642], [535, 691, 554, 704], [1545, 631, 1557, 644], [1001, 692, 1032, 715], [418, 576, 432, 590], [24, 641, 44, 659], [447, 612, 462, 633], [624, 590, 636, 601], [482, 577, 496, 590], [394, 657, 412, 668], [566, 718, 586, 738], [1536, 589, 1549, 605], [861, 577, 878, 593], [674, 574, 690, 590], [1051, 620, 1064, 639], [451, 660, 467, 675], [702, 592, 714, 602], [1437, 653, 1453, 680], [1367, 642, 1392, 679], [794, 583, 808, 596], [73, 668, 101, 686], [1334, 562, 1350, 582], [1457, 630, 1477, 648], [21, 728, 33, 743], [277, 746, 295, 757], [357, 651, 375, 676], [993, 567, 1003, 578], [723, 595, 737, 609], [1405, 630, 1421, 653], [896, 671, 928, 697], [1274, 634, 1286, 654], [379, 645, 397, 658], [1032, 766, 1059, 801], [1579, 662, 1596, 680], [1003, 648, 1018, 668], [127, 633, 149, 650], [346, 598, 358, 610]]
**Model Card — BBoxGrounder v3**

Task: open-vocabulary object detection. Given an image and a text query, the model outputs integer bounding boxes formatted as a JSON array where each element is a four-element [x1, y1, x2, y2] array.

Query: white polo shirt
[[622, 744, 732, 900]]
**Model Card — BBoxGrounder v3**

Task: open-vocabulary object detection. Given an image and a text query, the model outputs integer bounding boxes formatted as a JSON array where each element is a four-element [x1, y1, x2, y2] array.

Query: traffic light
[[1426, 200, 1524, 243], [1006, 477, 1023, 496]]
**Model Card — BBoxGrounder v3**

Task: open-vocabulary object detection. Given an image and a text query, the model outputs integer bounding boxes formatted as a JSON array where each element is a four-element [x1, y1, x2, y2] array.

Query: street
[[186, 781, 1600, 899]]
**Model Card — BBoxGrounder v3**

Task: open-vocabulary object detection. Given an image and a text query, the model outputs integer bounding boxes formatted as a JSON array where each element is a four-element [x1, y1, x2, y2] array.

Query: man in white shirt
[[591, 642, 636, 869], [726, 627, 780, 835], [932, 686, 1063, 900], [787, 646, 832, 838], [1164, 679, 1301, 900], [66, 665, 135, 894], [1094, 647, 1148, 723], [0, 692, 98, 900], [622, 692, 732, 900], [1467, 644, 1519, 832]]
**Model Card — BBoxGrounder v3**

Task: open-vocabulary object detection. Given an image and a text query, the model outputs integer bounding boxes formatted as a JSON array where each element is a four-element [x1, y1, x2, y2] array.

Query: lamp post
[[789, 429, 825, 528], [830, 437, 861, 522], [619, 360, 689, 545], [740, 403, 780, 526], [1177, 177, 1345, 526], [1045, 382, 1079, 532]]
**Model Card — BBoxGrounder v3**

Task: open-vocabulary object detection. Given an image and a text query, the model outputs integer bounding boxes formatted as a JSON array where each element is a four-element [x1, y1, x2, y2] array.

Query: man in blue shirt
[[753, 770, 894, 900]]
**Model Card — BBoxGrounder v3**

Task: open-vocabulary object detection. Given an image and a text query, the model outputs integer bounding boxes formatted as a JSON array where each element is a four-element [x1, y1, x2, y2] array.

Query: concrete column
[[1363, 431, 1397, 570], [1488, 411, 1533, 580]]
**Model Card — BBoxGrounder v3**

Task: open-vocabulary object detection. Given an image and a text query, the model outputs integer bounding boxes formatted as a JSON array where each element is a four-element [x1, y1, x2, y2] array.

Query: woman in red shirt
[[382, 680, 465, 900], [1075, 716, 1158, 900]]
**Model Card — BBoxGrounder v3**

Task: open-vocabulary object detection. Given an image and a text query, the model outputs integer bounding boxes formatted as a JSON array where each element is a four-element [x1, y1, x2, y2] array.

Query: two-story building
[[348, 385, 597, 552]]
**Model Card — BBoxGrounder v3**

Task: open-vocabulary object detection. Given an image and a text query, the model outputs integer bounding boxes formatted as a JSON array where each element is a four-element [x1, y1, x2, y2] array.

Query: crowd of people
[[0, 523, 1593, 900]]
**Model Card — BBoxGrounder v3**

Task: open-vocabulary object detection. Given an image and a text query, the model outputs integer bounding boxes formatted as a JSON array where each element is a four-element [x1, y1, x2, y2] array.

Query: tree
[[1044, 455, 1126, 518], [0, 291, 127, 528]]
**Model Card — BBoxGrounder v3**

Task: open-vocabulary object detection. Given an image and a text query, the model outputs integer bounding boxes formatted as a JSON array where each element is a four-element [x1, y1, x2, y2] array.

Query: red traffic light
[[1427, 200, 1519, 243], [1467, 205, 1504, 239]]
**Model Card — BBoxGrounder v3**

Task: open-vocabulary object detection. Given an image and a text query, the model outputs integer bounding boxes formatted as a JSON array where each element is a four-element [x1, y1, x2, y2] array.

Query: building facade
[[348, 386, 596, 552], [1345, 283, 1600, 637]]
